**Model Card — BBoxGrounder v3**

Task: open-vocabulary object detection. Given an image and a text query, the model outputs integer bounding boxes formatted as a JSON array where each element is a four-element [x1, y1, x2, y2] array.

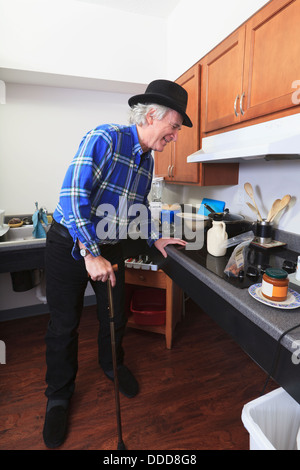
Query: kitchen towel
[[32, 204, 48, 238]]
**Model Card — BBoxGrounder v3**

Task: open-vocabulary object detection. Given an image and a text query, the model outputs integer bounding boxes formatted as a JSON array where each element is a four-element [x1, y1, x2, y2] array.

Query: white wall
[[0, 0, 167, 85], [0, 83, 132, 314], [167, 0, 269, 80], [162, 160, 300, 234], [0, 83, 132, 213]]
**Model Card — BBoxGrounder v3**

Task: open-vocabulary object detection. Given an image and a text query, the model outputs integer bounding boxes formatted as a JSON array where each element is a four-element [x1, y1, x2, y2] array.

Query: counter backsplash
[[273, 229, 300, 253]]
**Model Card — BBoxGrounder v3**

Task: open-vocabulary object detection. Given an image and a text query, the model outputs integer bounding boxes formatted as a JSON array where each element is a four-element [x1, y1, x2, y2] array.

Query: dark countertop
[[0, 239, 47, 273], [0, 239, 46, 252], [165, 244, 300, 353]]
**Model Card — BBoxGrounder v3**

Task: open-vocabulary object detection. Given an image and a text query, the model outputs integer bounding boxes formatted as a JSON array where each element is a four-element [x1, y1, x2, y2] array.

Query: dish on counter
[[0, 224, 9, 237], [248, 283, 300, 309], [174, 212, 209, 231], [8, 217, 23, 228]]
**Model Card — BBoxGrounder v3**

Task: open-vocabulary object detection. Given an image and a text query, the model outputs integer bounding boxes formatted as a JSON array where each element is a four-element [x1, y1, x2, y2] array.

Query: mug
[[255, 220, 273, 244]]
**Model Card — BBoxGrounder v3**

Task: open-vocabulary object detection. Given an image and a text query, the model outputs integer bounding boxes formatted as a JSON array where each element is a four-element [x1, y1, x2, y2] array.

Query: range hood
[[187, 114, 300, 163]]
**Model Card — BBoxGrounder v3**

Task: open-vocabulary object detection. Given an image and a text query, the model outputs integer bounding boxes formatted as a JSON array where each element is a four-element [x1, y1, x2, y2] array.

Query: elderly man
[[43, 79, 192, 448]]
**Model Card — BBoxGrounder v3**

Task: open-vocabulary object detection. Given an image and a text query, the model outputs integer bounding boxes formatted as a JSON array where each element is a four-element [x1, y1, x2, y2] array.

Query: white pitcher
[[207, 220, 228, 257]]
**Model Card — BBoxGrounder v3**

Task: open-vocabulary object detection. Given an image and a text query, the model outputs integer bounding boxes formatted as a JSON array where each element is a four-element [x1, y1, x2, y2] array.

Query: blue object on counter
[[161, 209, 173, 224], [198, 198, 226, 216], [161, 209, 180, 224], [32, 203, 48, 238]]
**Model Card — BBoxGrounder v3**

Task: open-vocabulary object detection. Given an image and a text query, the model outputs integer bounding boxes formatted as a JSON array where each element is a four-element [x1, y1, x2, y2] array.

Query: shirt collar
[[131, 125, 151, 165]]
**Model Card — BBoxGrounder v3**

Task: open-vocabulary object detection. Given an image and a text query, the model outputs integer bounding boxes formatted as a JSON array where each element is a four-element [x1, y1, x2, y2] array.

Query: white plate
[[175, 213, 208, 221], [248, 283, 300, 309], [0, 224, 9, 237]]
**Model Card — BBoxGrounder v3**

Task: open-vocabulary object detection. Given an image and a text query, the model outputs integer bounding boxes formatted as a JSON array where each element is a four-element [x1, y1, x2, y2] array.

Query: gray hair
[[128, 103, 170, 126]]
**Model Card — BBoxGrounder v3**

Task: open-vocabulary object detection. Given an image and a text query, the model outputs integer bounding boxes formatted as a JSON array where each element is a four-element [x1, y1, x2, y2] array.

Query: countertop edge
[[0, 240, 46, 251], [166, 245, 300, 353]]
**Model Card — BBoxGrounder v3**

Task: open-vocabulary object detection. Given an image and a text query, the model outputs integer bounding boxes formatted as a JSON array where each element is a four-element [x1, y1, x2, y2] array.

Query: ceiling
[[75, 0, 182, 18]]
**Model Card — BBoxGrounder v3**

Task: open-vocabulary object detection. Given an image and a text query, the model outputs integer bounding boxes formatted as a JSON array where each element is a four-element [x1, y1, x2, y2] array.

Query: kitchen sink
[[0, 224, 49, 247]]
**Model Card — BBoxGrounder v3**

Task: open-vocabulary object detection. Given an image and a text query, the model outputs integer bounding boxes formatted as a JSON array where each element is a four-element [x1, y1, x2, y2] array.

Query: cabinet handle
[[240, 92, 245, 115], [167, 165, 171, 177], [234, 94, 240, 116]]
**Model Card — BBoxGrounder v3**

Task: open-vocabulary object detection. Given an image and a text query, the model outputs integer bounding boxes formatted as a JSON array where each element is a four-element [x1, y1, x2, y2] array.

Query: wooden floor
[[0, 299, 276, 451]]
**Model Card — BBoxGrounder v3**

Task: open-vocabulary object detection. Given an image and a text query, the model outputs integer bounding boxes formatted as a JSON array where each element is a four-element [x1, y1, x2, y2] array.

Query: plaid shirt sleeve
[[53, 125, 156, 259], [55, 129, 112, 258]]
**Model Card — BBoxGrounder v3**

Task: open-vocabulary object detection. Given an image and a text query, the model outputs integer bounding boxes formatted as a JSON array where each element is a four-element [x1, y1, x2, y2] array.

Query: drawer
[[125, 268, 167, 289]]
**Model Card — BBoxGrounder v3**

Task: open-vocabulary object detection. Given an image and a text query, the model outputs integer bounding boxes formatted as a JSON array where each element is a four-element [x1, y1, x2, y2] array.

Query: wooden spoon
[[269, 194, 291, 222], [266, 199, 281, 222], [246, 202, 261, 220], [244, 182, 262, 221]]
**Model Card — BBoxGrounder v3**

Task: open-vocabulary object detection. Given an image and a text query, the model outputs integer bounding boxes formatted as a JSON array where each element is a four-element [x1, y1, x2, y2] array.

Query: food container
[[130, 288, 166, 326], [151, 177, 164, 202], [261, 268, 289, 301]]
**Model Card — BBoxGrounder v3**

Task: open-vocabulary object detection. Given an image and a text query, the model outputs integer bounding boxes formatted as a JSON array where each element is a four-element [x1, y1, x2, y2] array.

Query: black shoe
[[105, 365, 139, 398], [43, 403, 69, 448]]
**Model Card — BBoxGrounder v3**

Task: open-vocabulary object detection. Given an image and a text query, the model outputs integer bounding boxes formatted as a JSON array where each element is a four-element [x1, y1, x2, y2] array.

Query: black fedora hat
[[128, 79, 193, 127]]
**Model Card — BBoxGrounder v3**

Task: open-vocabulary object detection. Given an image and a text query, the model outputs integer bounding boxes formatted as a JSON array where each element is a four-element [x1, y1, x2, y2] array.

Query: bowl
[[8, 219, 23, 228], [175, 212, 209, 232]]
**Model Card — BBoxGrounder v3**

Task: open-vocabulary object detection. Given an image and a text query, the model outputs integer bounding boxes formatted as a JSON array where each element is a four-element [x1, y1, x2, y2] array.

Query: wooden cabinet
[[154, 63, 201, 184], [155, 63, 239, 186], [202, 26, 246, 133], [125, 268, 182, 349], [243, 0, 300, 121], [173, 65, 201, 184], [154, 136, 173, 181], [202, 0, 300, 134]]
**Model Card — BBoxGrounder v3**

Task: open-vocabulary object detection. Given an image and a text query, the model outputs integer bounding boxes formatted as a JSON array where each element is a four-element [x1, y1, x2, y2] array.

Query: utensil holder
[[255, 220, 273, 244]]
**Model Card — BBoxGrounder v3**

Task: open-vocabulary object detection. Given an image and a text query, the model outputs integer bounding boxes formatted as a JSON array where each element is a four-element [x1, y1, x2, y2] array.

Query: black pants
[[44, 223, 146, 401]]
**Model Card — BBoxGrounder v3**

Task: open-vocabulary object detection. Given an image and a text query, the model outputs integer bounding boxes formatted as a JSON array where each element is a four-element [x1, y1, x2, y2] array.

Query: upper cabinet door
[[243, 0, 300, 121], [202, 27, 246, 133], [173, 64, 201, 183], [154, 141, 173, 180]]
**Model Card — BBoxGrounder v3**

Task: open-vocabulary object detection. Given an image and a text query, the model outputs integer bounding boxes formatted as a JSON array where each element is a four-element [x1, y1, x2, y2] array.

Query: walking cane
[[107, 265, 126, 450]]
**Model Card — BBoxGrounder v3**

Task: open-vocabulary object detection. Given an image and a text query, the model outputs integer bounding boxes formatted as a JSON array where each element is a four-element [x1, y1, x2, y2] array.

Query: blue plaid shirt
[[53, 124, 156, 259]]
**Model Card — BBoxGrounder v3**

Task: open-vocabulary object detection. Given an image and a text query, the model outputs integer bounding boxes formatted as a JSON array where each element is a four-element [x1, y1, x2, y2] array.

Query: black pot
[[207, 209, 251, 238]]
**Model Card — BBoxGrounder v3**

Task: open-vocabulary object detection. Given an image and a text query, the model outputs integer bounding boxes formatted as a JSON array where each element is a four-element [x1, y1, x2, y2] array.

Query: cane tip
[[117, 440, 126, 450]]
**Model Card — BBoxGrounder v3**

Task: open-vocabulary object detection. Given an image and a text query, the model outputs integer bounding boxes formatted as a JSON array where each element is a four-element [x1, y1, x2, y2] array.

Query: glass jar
[[151, 177, 164, 202], [261, 268, 289, 301]]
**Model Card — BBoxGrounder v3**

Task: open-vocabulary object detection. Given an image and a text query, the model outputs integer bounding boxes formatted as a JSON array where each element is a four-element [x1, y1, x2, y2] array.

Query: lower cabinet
[[125, 268, 183, 349]]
